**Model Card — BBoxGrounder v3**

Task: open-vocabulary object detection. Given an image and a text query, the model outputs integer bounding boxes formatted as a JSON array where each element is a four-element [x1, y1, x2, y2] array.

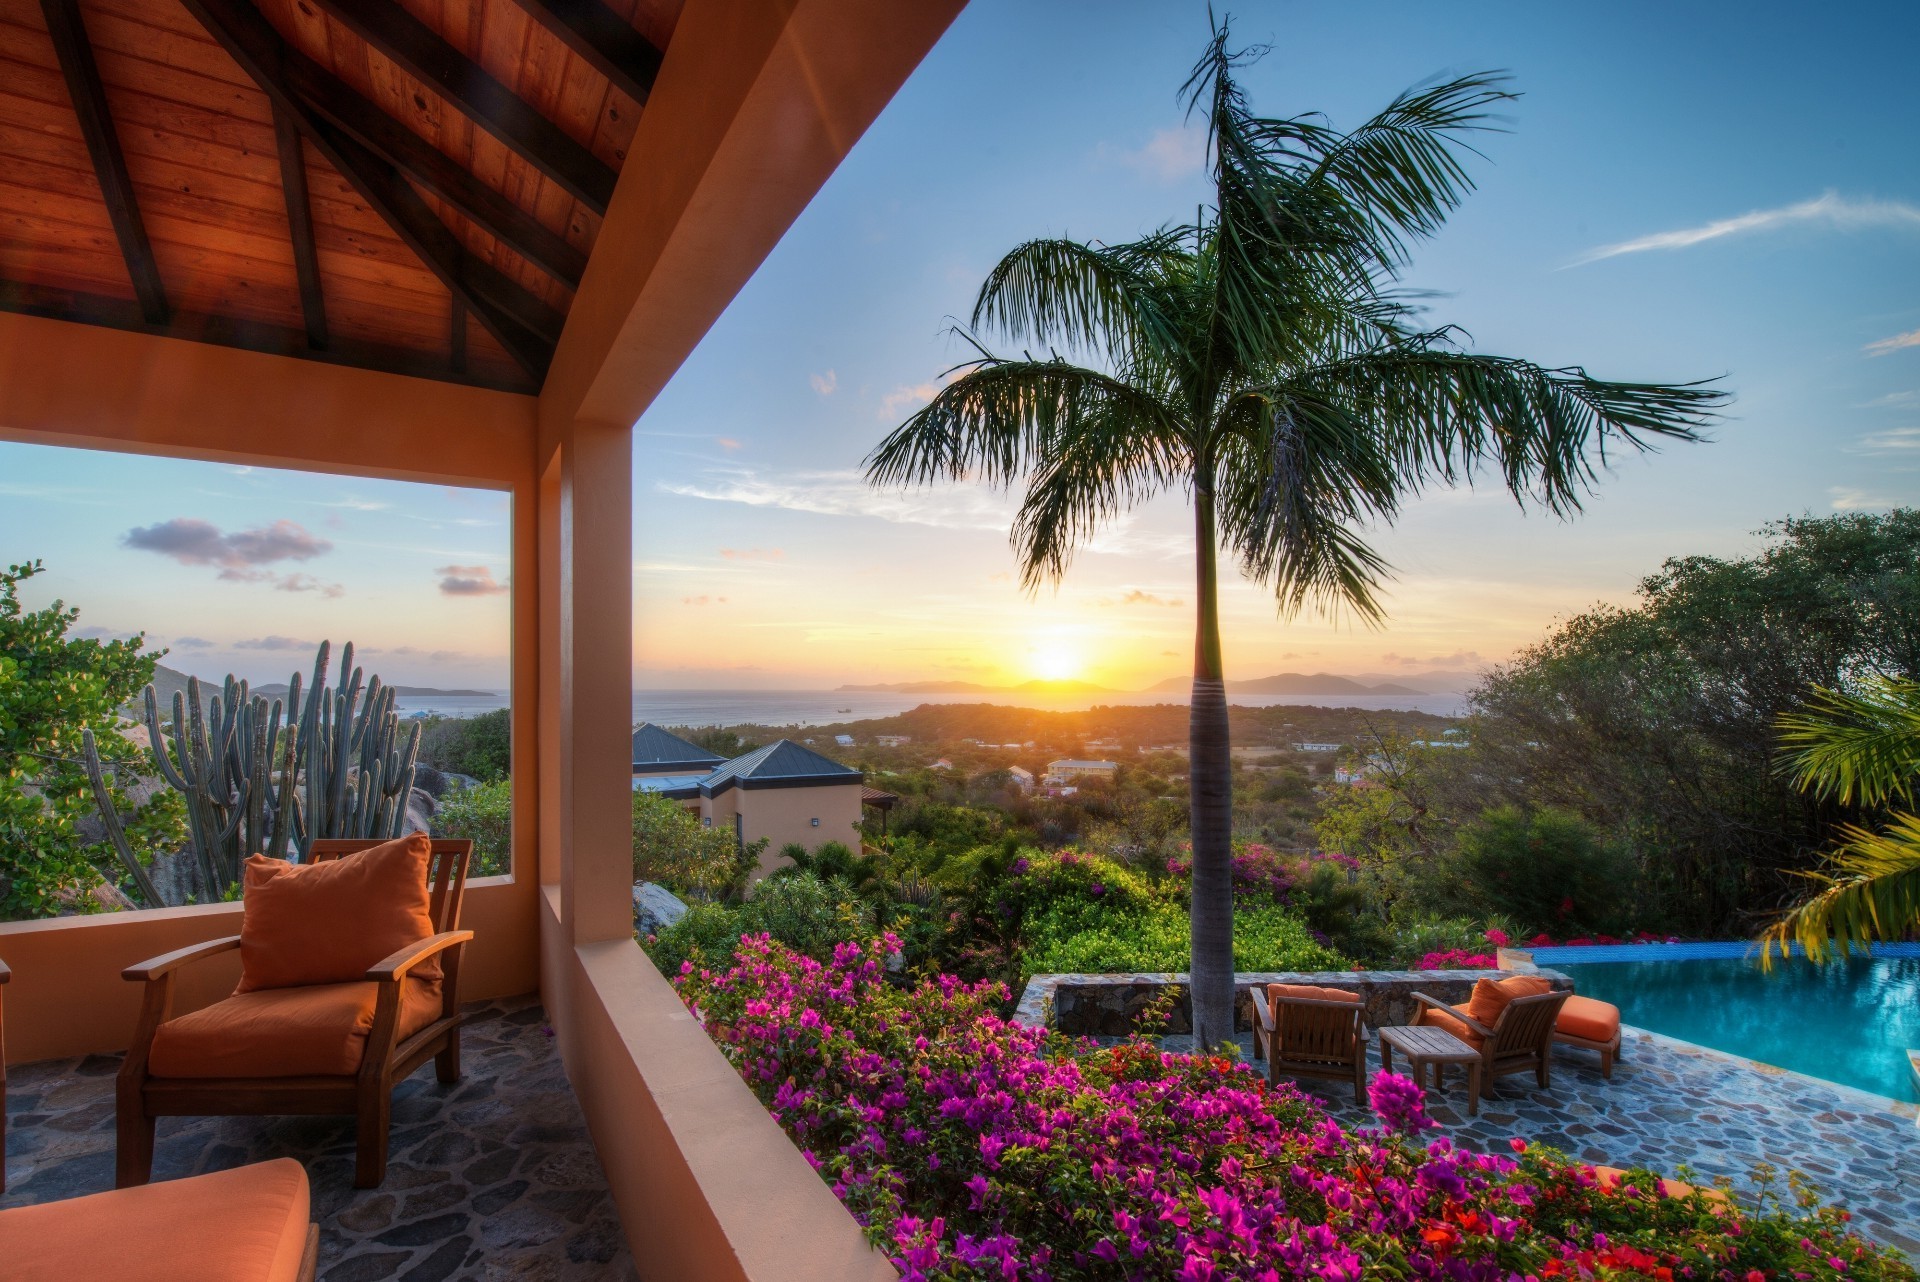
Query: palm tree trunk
[[1189, 475, 1235, 1051]]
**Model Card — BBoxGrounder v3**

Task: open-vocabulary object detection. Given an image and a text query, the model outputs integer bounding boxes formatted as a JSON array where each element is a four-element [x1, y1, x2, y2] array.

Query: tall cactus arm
[[81, 728, 167, 907], [142, 686, 194, 793], [265, 717, 300, 860]]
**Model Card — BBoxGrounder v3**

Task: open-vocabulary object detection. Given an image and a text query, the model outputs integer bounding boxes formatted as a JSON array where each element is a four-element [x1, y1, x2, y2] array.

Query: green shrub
[[1026, 901, 1347, 974], [1403, 807, 1637, 936], [643, 871, 875, 976], [1388, 914, 1502, 968], [632, 791, 761, 902], [416, 708, 511, 782], [432, 778, 512, 876]]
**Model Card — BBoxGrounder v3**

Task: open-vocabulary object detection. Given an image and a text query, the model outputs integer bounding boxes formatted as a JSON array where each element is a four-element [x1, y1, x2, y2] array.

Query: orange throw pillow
[[237, 834, 434, 993], [1267, 983, 1361, 1006], [1464, 974, 1553, 1028]]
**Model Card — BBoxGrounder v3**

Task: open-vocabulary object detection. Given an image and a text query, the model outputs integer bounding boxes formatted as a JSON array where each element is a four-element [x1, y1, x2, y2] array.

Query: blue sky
[[4, 0, 1917, 692]]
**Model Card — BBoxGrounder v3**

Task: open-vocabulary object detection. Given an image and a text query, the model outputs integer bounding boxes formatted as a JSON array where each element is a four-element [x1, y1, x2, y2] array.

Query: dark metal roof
[[860, 787, 899, 808], [631, 723, 724, 770], [701, 738, 861, 794]]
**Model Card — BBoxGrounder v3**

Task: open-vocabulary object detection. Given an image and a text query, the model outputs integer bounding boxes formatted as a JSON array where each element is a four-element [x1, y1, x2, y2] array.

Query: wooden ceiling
[[0, 0, 683, 392]]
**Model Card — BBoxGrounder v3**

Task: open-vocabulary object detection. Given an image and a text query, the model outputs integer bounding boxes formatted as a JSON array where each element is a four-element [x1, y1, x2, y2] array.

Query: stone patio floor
[[1158, 1024, 1920, 1255], [3, 996, 637, 1281]]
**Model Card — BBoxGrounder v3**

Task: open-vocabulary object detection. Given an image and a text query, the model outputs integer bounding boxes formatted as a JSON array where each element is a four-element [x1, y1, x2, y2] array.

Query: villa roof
[[702, 738, 861, 794], [631, 722, 723, 770]]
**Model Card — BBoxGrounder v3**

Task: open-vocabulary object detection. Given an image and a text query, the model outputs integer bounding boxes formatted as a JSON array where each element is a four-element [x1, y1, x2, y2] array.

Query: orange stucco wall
[[701, 783, 866, 879]]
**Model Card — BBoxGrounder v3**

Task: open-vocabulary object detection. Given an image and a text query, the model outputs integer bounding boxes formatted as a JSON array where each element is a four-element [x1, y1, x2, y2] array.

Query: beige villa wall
[[705, 784, 866, 880]]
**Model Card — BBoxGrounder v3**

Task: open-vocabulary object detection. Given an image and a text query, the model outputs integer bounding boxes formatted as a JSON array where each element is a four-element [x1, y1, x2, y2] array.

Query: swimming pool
[[1539, 942, 1920, 1102]]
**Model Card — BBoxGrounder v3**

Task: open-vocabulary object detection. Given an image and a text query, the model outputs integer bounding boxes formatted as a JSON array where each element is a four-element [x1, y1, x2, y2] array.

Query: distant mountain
[[1345, 670, 1483, 695], [1142, 671, 1421, 696], [126, 666, 492, 717], [252, 683, 495, 699], [838, 679, 1121, 696]]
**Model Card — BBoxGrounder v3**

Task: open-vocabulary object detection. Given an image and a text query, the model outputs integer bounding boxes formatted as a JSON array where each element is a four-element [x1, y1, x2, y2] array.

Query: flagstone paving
[[3, 997, 636, 1281], [1161, 1024, 1920, 1255]]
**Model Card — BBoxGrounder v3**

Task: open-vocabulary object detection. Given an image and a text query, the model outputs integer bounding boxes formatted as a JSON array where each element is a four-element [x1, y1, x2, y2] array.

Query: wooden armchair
[[1413, 985, 1570, 1100], [1250, 983, 1368, 1103], [117, 838, 473, 1189]]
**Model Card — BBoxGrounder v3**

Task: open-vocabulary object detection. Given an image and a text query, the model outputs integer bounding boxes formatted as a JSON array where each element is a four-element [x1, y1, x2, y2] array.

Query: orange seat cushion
[[1557, 994, 1622, 1043], [0, 1157, 311, 1281], [1422, 1002, 1486, 1050], [1464, 975, 1554, 1028], [149, 978, 443, 1078], [238, 833, 435, 993]]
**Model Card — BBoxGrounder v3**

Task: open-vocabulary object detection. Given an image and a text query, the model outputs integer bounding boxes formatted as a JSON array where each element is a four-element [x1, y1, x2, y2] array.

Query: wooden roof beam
[[509, 0, 663, 106], [280, 50, 587, 288], [38, 0, 169, 326], [307, 0, 618, 213], [273, 107, 328, 351], [180, 0, 563, 381]]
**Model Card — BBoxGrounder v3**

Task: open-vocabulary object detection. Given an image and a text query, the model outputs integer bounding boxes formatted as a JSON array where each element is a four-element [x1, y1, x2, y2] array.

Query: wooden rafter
[[450, 301, 468, 375], [273, 107, 327, 351], [280, 50, 587, 288], [179, 0, 564, 380], [509, 0, 664, 105], [38, 0, 169, 325], [307, 0, 618, 213]]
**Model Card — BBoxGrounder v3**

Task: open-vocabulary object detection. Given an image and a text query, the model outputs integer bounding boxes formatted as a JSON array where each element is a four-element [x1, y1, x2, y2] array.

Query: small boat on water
[[836, 707, 852, 714]]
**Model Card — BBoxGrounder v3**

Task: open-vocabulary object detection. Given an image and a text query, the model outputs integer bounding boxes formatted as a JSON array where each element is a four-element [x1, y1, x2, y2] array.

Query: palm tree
[[1762, 678, 1920, 962], [865, 25, 1724, 1048]]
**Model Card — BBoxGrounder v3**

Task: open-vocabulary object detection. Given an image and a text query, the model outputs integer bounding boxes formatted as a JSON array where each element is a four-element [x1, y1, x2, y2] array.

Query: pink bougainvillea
[[1416, 949, 1499, 970], [673, 933, 1905, 1282]]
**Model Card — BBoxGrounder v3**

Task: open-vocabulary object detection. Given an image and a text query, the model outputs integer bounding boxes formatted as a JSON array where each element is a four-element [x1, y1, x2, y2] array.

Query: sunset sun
[[1029, 640, 1083, 682]]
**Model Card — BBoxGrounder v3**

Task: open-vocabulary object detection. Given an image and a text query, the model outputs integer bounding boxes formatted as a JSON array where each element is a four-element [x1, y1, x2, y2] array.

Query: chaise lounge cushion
[[1267, 983, 1362, 1011], [237, 833, 436, 993], [1556, 994, 1622, 1044], [0, 1157, 311, 1281], [149, 978, 443, 1078]]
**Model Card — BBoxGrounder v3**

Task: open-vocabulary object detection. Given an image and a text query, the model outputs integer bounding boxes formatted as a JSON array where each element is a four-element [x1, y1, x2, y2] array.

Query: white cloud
[[1572, 192, 1920, 265], [661, 468, 1015, 532], [1856, 390, 1919, 409], [1830, 486, 1900, 512], [1100, 123, 1207, 184], [1854, 427, 1920, 453], [810, 369, 838, 396], [1865, 328, 1920, 357]]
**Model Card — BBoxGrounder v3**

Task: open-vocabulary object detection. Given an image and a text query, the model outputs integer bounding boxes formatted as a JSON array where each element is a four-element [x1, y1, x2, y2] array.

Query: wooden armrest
[[1249, 989, 1275, 1031], [122, 935, 241, 982], [367, 931, 473, 983], [1411, 991, 1493, 1037]]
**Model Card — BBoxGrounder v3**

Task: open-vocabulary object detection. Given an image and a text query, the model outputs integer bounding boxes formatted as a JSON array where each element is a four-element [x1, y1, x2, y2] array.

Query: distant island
[[138, 665, 495, 711], [841, 671, 1437, 697]]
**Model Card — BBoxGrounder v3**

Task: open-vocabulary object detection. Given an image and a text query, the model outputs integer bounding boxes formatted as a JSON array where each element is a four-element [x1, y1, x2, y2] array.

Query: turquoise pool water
[[1550, 950, 1920, 1102]]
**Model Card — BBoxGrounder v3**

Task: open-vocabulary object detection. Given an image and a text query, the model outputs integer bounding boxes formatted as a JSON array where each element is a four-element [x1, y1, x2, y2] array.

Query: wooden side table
[[1379, 1024, 1484, 1116]]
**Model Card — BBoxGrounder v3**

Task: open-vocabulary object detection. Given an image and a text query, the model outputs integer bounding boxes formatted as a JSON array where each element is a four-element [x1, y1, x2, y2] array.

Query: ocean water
[[394, 688, 1468, 726]]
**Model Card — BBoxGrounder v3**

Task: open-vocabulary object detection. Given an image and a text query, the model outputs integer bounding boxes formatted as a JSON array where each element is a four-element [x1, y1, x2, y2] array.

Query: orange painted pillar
[[549, 421, 636, 945]]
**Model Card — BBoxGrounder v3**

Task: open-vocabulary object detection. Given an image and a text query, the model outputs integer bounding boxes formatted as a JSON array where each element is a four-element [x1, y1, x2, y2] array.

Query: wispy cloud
[[1830, 486, 1899, 512], [171, 636, 216, 649], [123, 517, 339, 594], [1098, 123, 1207, 183], [662, 469, 1015, 533], [1382, 650, 1485, 668], [879, 381, 940, 421], [719, 547, 785, 562], [235, 635, 317, 651], [1865, 328, 1920, 357], [1856, 390, 1919, 409], [1852, 426, 1920, 453], [277, 573, 345, 599], [810, 369, 838, 396], [437, 565, 508, 596], [1100, 589, 1184, 608], [682, 595, 729, 606], [1572, 192, 1920, 265], [715, 437, 743, 452]]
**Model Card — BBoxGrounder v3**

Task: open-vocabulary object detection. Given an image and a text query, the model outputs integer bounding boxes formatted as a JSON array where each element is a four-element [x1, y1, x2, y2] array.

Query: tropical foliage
[[632, 790, 764, 902], [676, 932, 1910, 1282], [431, 778, 512, 877], [1762, 677, 1920, 961], [0, 561, 184, 919], [865, 25, 1720, 1045]]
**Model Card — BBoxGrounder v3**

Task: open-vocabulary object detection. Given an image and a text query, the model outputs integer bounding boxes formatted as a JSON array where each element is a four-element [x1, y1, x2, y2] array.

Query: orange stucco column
[[546, 422, 636, 944]]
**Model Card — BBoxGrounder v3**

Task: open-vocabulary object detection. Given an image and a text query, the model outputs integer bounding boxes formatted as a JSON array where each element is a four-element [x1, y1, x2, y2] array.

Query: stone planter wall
[[1014, 969, 1573, 1038]]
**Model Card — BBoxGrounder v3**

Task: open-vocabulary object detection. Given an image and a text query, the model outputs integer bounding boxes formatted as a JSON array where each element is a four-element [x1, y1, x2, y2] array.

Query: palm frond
[[972, 233, 1190, 366], [1291, 345, 1724, 515], [1211, 389, 1399, 621], [1778, 679, 1920, 807], [1759, 813, 1920, 964]]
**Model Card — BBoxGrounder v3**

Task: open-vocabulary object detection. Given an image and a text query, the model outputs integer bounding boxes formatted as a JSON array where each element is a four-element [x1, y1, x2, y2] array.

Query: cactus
[[141, 640, 421, 897]]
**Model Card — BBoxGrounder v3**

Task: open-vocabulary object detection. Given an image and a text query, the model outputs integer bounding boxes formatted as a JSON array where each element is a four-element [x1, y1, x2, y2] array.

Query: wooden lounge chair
[[0, 1157, 319, 1281], [1413, 977, 1570, 1100], [1250, 983, 1368, 1104], [117, 836, 473, 1189]]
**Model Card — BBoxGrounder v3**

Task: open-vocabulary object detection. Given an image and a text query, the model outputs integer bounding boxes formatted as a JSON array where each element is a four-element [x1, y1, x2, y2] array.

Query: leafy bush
[[644, 872, 874, 976], [1167, 844, 1393, 963], [1402, 807, 1638, 937], [632, 790, 762, 902], [431, 778, 511, 876], [1389, 914, 1505, 968], [416, 708, 510, 782], [1026, 900, 1346, 974], [677, 934, 1912, 1282]]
